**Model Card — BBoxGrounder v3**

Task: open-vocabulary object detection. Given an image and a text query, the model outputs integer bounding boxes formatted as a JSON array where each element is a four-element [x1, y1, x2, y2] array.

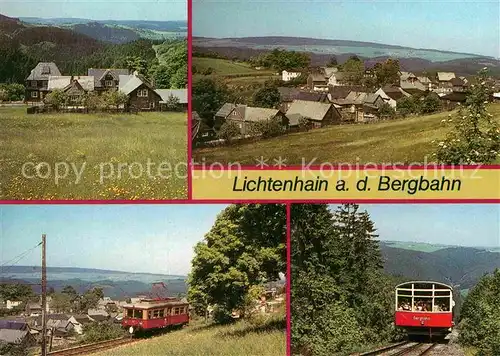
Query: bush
[[218, 120, 241, 143], [250, 117, 286, 138], [81, 322, 124, 343], [435, 68, 500, 164], [378, 102, 396, 119], [420, 94, 441, 114], [165, 94, 180, 111], [396, 96, 419, 116], [0, 83, 25, 101]]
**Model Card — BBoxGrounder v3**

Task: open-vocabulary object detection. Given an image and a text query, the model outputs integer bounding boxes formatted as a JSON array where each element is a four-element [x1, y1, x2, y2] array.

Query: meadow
[[193, 103, 500, 165], [193, 57, 275, 76], [94, 316, 286, 356], [0, 106, 187, 200]]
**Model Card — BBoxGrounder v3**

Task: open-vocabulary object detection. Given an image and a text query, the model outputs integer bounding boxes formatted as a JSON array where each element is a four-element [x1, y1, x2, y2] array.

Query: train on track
[[121, 283, 190, 334], [394, 281, 455, 340]]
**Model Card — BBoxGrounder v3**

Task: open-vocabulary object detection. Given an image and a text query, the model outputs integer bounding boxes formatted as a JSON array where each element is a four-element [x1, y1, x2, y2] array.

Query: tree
[[327, 56, 338, 67], [252, 86, 281, 108], [459, 269, 500, 355], [372, 59, 400, 87], [51, 293, 73, 313], [217, 120, 241, 143], [79, 288, 104, 312], [0, 283, 34, 302], [152, 65, 171, 89], [419, 93, 441, 114], [170, 63, 187, 89], [340, 56, 365, 85], [192, 77, 233, 125], [82, 91, 102, 111], [249, 117, 286, 138], [0, 83, 25, 101], [125, 56, 148, 76], [165, 94, 180, 111], [291, 204, 394, 355], [44, 89, 68, 110], [0, 89, 8, 102], [435, 68, 500, 164], [61, 285, 78, 302], [378, 102, 396, 119], [102, 90, 128, 110], [188, 204, 286, 323], [396, 96, 419, 117]]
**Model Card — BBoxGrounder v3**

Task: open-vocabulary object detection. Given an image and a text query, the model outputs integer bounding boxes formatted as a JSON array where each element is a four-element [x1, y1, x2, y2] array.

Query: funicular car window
[[127, 309, 134, 318], [153, 309, 161, 318], [148, 311, 153, 319], [134, 309, 143, 319], [159, 309, 164, 318]]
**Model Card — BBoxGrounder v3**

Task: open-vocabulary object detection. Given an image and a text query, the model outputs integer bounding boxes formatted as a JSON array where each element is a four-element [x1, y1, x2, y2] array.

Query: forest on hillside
[[0, 15, 186, 89]]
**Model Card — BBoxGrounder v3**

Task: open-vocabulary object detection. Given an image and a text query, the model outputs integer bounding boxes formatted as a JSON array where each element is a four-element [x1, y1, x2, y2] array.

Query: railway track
[[358, 342, 437, 356], [47, 337, 137, 356]]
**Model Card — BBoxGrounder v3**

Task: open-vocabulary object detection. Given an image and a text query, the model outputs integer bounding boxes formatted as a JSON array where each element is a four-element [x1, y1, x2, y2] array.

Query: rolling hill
[[20, 17, 187, 43], [379, 242, 500, 290], [193, 36, 500, 76]]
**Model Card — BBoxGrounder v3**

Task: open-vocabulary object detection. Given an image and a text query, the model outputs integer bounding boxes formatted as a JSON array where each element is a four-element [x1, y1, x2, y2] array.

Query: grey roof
[[328, 85, 367, 99], [0, 329, 29, 344], [322, 66, 339, 78], [233, 106, 280, 122], [437, 72, 456, 82], [364, 93, 381, 104], [278, 87, 301, 102], [417, 76, 431, 84], [399, 71, 416, 81], [119, 75, 144, 95], [0, 319, 27, 330], [286, 100, 332, 122], [399, 79, 426, 92], [88, 68, 129, 87], [296, 91, 329, 102], [47, 76, 94, 91], [309, 73, 326, 82], [26, 62, 61, 81], [215, 103, 237, 117], [156, 89, 187, 104], [287, 113, 303, 126]]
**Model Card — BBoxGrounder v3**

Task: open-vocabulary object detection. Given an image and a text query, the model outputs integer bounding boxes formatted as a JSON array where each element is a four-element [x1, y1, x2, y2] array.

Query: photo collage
[[0, 0, 499, 355]]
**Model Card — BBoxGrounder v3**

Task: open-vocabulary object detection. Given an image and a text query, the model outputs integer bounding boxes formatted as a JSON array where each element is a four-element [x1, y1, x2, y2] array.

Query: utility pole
[[41, 234, 47, 356]]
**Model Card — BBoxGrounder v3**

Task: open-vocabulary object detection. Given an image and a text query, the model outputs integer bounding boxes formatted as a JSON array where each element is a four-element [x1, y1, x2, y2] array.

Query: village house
[[281, 69, 302, 82], [286, 100, 341, 128], [331, 91, 384, 122], [87, 308, 110, 322], [328, 85, 367, 101], [417, 76, 433, 90], [47, 75, 95, 105], [219, 104, 289, 136], [277, 87, 330, 112], [0, 329, 36, 347], [87, 68, 129, 93], [118, 74, 162, 111], [450, 77, 468, 92], [375, 86, 411, 108], [307, 72, 328, 91], [25, 62, 62, 102], [192, 111, 217, 144], [6, 300, 22, 310], [435, 72, 456, 94], [156, 89, 188, 111]]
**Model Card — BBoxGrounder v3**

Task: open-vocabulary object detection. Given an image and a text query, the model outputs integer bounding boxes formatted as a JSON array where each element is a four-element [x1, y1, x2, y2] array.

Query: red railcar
[[122, 298, 189, 334], [394, 281, 455, 339]]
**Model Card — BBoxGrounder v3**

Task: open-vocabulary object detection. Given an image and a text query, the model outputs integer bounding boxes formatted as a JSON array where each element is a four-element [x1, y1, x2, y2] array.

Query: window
[[127, 309, 134, 318], [105, 80, 114, 87], [31, 91, 38, 98], [134, 309, 143, 319], [148, 311, 152, 319], [138, 88, 148, 97], [31, 81, 37, 87]]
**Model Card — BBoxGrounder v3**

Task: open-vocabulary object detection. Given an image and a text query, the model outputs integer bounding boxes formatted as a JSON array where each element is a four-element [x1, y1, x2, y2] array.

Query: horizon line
[[193, 35, 496, 59]]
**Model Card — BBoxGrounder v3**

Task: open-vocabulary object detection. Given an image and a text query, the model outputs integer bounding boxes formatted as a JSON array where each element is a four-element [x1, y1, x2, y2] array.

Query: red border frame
[[286, 204, 291, 356]]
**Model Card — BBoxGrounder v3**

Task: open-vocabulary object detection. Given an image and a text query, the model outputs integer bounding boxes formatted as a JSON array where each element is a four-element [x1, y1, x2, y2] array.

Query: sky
[[0, 0, 186, 21], [348, 204, 500, 248], [0, 204, 226, 276], [193, 0, 500, 58]]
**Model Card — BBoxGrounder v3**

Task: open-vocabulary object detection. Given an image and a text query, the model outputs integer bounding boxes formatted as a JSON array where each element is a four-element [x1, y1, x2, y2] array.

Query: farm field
[[93, 317, 286, 356], [193, 57, 275, 76], [193, 103, 500, 165], [0, 106, 187, 200]]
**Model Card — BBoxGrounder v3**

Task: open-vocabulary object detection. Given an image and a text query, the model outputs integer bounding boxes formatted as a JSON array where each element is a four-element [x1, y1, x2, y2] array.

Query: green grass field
[[193, 57, 275, 76], [0, 107, 187, 200], [193, 103, 500, 165], [94, 317, 285, 356]]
